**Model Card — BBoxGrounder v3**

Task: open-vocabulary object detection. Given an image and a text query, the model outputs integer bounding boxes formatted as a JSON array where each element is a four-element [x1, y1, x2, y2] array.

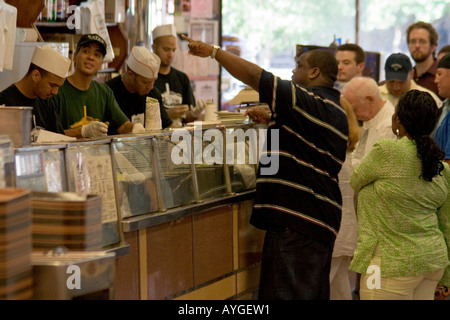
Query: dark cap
[[76, 34, 107, 56], [385, 53, 412, 82], [437, 53, 450, 69]]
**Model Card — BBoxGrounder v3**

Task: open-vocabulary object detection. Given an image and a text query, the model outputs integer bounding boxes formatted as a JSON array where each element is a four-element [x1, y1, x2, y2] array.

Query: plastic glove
[[190, 99, 206, 118], [81, 121, 108, 138], [132, 122, 145, 133], [167, 105, 189, 119]]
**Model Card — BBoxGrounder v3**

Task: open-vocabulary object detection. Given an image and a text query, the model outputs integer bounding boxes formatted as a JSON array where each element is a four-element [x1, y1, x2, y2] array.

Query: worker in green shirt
[[51, 34, 145, 138]]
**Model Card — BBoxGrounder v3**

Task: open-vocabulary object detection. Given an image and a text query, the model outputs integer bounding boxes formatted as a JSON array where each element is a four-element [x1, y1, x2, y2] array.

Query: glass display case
[[192, 125, 229, 200], [15, 144, 67, 192], [0, 135, 15, 188], [223, 125, 258, 193], [64, 140, 120, 247], [112, 135, 159, 218], [153, 132, 196, 210], [112, 131, 199, 218], [10, 124, 259, 247]]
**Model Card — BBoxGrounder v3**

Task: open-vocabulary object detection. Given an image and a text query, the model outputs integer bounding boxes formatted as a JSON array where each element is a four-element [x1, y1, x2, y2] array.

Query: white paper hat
[[127, 46, 161, 79], [152, 24, 177, 41], [31, 45, 71, 78]]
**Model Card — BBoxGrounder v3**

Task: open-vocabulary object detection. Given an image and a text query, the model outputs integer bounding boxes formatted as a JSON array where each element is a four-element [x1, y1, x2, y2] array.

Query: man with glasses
[[406, 21, 442, 100]]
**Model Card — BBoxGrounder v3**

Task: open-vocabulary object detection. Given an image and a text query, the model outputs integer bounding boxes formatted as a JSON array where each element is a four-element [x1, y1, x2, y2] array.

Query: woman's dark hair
[[396, 90, 444, 182]]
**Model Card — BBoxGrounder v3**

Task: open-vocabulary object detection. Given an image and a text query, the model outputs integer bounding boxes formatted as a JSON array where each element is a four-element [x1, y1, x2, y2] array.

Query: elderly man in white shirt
[[342, 76, 397, 168], [379, 53, 442, 109], [341, 76, 397, 300]]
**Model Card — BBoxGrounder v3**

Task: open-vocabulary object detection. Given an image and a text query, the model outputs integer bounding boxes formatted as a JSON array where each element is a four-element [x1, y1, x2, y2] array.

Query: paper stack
[[31, 192, 103, 252]]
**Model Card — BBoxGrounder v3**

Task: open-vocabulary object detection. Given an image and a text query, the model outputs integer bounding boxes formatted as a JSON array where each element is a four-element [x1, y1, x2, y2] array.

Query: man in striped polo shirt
[[183, 37, 349, 300]]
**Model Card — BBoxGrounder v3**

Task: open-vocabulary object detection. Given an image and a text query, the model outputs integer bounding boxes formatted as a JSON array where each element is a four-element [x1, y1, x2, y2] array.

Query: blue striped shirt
[[250, 70, 349, 243]]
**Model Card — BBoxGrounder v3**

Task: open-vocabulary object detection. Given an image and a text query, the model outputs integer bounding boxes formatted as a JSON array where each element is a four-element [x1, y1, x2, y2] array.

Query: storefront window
[[221, 0, 450, 109], [359, 0, 450, 80], [221, 0, 356, 109]]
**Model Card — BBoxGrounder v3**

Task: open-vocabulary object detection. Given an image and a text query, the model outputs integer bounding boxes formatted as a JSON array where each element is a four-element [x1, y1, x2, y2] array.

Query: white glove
[[81, 121, 108, 138], [132, 122, 145, 133], [190, 99, 206, 118]]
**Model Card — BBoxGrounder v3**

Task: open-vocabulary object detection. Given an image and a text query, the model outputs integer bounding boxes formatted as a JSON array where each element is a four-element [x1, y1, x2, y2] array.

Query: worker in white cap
[[106, 45, 173, 129], [0, 44, 71, 134], [51, 34, 141, 138], [106, 46, 172, 215], [152, 24, 206, 127]]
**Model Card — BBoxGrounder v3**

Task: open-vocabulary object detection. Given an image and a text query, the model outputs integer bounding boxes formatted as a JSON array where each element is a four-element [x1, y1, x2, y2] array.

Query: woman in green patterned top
[[350, 90, 450, 300]]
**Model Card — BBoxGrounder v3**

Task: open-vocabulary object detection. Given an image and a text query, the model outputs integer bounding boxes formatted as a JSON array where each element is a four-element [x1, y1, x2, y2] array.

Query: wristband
[[211, 45, 220, 59]]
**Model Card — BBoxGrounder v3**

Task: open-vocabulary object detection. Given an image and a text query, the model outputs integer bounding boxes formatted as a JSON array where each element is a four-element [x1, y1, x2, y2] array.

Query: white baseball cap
[[152, 24, 177, 41], [31, 45, 71, 78], [127, 46, 161, 79]]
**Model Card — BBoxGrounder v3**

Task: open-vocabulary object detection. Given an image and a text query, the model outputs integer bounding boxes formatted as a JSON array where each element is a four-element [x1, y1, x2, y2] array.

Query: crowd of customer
[[223, 20, 450, 300], [338, 21, 450, 300], [331, 21, 450, 301]]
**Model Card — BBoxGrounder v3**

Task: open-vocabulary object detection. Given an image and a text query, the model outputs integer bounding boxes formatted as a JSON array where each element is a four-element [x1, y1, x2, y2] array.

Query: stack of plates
[[31, 192, 103, 252], [215, 111, 247, 125], [0, 188, 33, 300], [186, 121, 221, 129]]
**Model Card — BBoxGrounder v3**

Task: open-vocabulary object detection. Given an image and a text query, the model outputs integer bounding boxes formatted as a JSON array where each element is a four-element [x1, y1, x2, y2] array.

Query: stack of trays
[[0, 188, 33, 300], [215, 111, 247, 125], [31, 192, 103, 252]]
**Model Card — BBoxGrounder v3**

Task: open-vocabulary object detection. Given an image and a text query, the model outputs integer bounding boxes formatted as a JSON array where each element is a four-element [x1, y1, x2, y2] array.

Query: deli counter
[[1, 123, 266, 300]]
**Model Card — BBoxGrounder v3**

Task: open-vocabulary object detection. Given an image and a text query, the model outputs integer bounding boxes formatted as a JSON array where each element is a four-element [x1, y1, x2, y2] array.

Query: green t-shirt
[[51, 79, 129, 135]]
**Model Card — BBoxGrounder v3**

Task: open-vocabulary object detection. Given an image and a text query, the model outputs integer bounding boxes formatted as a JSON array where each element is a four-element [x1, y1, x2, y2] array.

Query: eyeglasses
[[408, 39, 429, 45]]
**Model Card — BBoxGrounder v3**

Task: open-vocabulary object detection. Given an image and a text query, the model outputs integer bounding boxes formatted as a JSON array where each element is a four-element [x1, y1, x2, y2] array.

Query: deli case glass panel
[[112, 136, 159, 218], [0, 135, 15, 188], [224, 125, 258, 193], [15, 145, 67, 193], [65, 141, 120, 247], [193, 126, 229, 200], [154, 133, 196, 209]]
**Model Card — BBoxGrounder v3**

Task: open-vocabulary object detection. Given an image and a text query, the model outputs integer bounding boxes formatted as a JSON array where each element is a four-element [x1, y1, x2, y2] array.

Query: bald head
[[341, 76, 384, 122], [342, 76, 381, 101]]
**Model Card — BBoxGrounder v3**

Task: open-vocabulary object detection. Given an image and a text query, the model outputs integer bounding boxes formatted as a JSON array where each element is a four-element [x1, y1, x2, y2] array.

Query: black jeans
[[258, 228, 334, 300]]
